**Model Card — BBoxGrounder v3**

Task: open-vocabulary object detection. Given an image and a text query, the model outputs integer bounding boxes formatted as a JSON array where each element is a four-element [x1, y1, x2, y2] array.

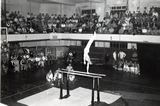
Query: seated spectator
[[108, 26, 114, 34], [17, 26, 22, 34], [26, 12, 31, 22], [123, 60, 129, 72], [37, 13, 42, 21], [46, 70, 54, 85], [21, 26, 27, 34], [119, 26, 124, 34], [128, 21, 133, 34], [8, 24, 15, 34], [6, 11, 10, 20], [134, 62, 140, 75], [152, 27, 159, 35], [143, 10, 148, 16], [29, 27, 35, 33]]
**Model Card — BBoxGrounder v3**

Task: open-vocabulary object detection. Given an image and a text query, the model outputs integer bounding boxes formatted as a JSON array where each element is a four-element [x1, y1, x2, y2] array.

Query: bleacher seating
[[1, 6, 160, 35]]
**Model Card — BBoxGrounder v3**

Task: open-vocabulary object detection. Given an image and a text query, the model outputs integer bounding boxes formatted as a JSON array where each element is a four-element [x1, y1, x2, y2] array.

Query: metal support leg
[[66, 74, 70, 96], [59, 80, 63, 99], [91, 78, 95, 105], [97, 78, 100, 102]]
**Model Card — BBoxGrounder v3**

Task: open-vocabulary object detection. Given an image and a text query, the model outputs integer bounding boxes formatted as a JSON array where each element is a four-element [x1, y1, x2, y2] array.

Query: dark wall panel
[[137, 43, 160, 76]]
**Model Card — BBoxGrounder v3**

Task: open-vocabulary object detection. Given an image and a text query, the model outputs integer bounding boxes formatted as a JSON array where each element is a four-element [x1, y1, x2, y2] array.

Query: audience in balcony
[[1, 6, 160, 35]]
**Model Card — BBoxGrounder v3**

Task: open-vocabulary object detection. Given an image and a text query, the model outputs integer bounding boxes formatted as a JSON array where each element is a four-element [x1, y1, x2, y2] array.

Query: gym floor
[[1, 60, 160, 106]]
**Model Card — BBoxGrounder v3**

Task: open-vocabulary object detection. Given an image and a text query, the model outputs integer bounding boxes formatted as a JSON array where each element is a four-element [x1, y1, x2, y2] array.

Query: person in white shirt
[[118, 49, 126, 63], [46, 70, 54, 85], [53, 68, 63, 86], [66, 64, 75, 81], [152, 10, 158, 19], [113, 50, 118, 69]]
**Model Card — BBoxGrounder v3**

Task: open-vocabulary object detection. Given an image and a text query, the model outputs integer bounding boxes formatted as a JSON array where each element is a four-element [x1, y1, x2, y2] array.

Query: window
[[82, 9, 96, 14], [110, 42, 127, 49]]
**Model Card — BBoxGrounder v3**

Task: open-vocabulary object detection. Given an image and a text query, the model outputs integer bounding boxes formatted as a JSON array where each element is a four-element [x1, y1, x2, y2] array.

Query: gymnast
[[83, 31, 97, 73]]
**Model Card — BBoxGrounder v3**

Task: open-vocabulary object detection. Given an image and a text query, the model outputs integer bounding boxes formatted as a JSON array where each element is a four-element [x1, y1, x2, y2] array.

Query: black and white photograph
[[1, 0, 160, 106]]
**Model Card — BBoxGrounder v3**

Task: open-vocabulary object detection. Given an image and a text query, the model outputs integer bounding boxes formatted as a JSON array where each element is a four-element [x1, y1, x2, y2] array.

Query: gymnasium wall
[[1, 0, 75, 17], [39, 3, 75, 16], [137, 43, 160, 75], [1, 0, 41, 16], [75, 2, 105, 21], [128, 0, 160, 13], [2, 0, 160, 18]]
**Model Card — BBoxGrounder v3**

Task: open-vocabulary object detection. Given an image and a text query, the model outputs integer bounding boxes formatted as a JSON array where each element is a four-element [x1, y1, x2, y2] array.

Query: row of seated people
[[112, 47, 140, 75], [123, 60, 140, 75], [1, 48, 56, 75], [114, 58, 140, 75], [1, 6, 160, 35], [98, 6, 159, 35]]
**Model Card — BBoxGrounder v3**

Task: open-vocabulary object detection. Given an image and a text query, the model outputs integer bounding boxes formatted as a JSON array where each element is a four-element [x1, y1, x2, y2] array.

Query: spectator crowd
[[1, 6, 159, 75], [1, 42, 56, 75], [1, 6, 160, 35]]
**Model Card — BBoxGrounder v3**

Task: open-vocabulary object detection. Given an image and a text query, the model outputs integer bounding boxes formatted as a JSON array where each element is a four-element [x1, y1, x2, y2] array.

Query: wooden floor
[[1, 60, 160, 106]]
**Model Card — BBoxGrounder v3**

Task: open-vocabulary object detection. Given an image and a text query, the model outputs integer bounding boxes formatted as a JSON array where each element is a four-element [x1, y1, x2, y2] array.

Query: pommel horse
[[58, 69, 106, 106]]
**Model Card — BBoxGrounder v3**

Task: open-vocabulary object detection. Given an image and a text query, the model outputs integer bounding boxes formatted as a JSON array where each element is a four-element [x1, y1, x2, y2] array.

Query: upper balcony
[[2, 33, 160, 44]]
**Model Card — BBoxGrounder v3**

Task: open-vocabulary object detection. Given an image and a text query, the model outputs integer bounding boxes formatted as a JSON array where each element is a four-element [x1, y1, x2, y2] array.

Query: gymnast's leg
[[84, 31, 97, 51]]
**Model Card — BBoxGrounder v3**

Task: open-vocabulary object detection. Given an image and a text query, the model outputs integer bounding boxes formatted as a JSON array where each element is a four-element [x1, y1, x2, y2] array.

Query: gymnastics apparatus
[[47, 32, 108, 105], [57, 68, 106, 106]]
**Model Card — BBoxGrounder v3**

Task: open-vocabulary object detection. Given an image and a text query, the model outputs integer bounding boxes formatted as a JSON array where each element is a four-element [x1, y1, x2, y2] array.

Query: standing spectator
[[118, 49, 126, 63], [26, 12, 30, 24], [144, 7, 148, 14], [152, 10, 158, 19], [136, 7, 140, 13], [105, 53, 110, 65], [37, 13, 42, 21], [131, 46, 138, 62], [113, 50, 118, 69]]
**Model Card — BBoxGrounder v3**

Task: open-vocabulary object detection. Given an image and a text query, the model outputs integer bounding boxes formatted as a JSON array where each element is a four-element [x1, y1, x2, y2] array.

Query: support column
[[66, 74, 70, 96], [29, 0, 32, 28], [104, 0, 106, 17], [60, 4, 62, 23], [90, 2, 92, 31], [0, 37, 1, 103], [60, 79, 63, 99], [126, 0, 129, 10], [91, 78, 95, 105], [4, 0, 6, 27]]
